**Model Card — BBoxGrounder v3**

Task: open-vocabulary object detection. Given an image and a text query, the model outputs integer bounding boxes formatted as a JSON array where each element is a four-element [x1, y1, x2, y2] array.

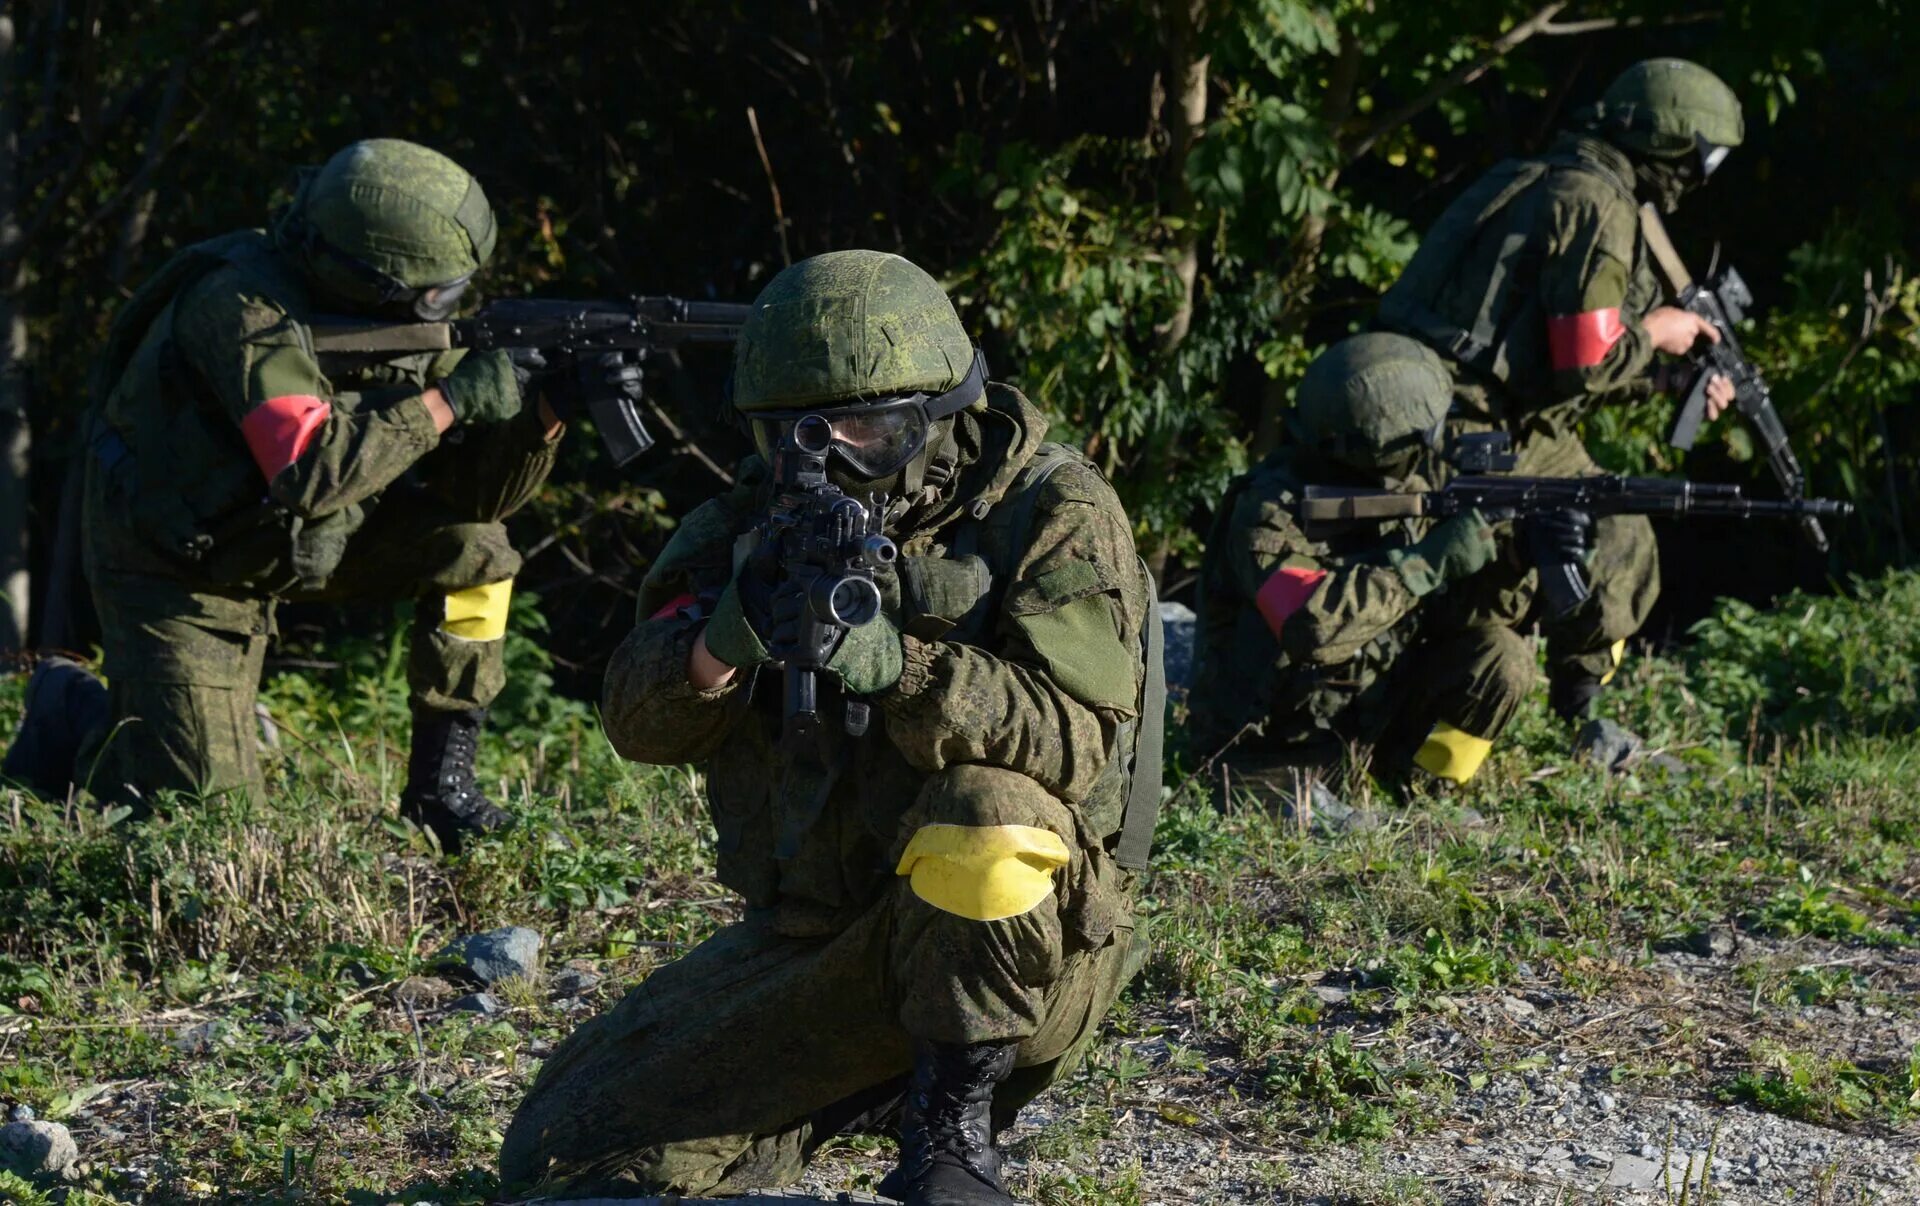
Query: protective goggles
[[1694, 132, 1731, 180], [749, 350, 987, 479], [308, 230, 474, 320]]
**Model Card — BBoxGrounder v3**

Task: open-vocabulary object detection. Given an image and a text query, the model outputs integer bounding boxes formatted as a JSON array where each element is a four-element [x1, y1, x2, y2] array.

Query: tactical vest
[[940, 442, 1165, 870], [1378, 145, 1639, 405]]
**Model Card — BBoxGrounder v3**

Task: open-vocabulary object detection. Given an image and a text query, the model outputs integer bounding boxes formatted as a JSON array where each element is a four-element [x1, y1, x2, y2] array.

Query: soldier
[[1377, 58, 1742, 728], [501, 250, 1161, 1205], [1190, 333, 1537, 805], [2, 138, 627, 850]]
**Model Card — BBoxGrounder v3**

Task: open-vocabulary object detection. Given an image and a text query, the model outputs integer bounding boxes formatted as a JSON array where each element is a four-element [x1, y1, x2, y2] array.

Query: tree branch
[[1343, 1, 1570, 164], [1539, 11, 1722, 34]]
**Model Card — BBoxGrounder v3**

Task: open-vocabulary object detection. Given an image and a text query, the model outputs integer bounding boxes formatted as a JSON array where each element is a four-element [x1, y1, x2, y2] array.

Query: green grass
[[3, 573, 1920, 1202]]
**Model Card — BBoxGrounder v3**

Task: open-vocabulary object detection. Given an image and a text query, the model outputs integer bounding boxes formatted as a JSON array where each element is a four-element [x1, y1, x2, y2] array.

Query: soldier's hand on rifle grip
[[435, 348, 531, 427], [1702, 372, 1735, 420], [1643, 306, 1721, 357], [1525, 509, 1595, 619]]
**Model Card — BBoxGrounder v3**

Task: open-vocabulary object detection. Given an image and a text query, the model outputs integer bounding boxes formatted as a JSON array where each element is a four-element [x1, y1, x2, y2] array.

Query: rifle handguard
[[1299, 489, 1427, 524]]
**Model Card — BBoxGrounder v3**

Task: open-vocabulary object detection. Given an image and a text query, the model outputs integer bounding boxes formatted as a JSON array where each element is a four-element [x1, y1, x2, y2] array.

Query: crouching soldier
[[1191, 333, 1540, 808], [3, 139, 616, 850], [501, 250, 1164, 1205]]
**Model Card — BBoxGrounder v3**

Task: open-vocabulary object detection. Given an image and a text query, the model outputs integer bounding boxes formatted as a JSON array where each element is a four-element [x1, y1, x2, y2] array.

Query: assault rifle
[[308, 296, 752, 467], [758, 415, 899, 753], [1639, 204, 1829, 552], [1299, 434, 1852, 614]]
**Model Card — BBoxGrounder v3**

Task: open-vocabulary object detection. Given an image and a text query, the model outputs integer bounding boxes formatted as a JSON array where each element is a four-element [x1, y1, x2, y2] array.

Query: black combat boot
[[400, 706, 511, 853], [883, 1039, 1020, 1206], [2, 656, 109, 801], [1549, 670, 1604, 726]]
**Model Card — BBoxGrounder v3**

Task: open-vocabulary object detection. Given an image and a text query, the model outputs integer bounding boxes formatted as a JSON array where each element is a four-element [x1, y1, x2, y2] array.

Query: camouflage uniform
[[1191, 334, 1535, 791], [1191, 448, 1534, 792], [69, 142, 558, 818], [1377, 60, 1745, 702], [1376, 131, 1662, 692], [503, 254, 1156, 1202]]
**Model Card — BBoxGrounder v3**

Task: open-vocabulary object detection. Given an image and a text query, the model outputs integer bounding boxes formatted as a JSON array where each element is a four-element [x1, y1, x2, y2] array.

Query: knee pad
[[441, 578, 513, 642], [895, 823, 1071, 922], [1600, 638, 1626, 686], [1413, 721, 1494, 785]]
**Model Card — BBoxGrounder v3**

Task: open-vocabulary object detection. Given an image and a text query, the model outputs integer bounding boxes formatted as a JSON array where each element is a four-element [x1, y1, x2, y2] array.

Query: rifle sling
[[1637, 203, 1695, 296], [1299, 493, 1426, 523]]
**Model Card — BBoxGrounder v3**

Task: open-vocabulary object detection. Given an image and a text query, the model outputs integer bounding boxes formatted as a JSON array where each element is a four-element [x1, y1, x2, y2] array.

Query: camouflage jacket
[[1378, 133, 1663, 435], [601, 386, 1151, 937], [86, 230, 481, 597], [1189, 446, 1526, 761]]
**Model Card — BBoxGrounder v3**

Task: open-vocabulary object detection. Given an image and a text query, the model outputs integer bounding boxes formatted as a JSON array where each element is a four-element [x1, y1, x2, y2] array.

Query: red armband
[[240, 394, 331, 480], [1254, 566, 1328, 638], [649, 592, 697, 622], [1546, 308, 1626, 370]]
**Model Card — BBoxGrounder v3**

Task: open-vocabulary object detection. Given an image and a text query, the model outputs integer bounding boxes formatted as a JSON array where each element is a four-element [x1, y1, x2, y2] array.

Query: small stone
[[437, 926, 543, 985], [1639, 1144, 1660, 1160], [1311, 985, 1350, 1007], [1597, 1092, 1617, 1113], [1607, 1154, 1661, 1191], [0, 1119, 79, 1181], [1750, 1153, 1770, 1171], [549, 966, 602, 997], [1654, 928, 1735, 958], [5, 1105, 31, 1124], [393, 976, 453, 1008], [1500, 995, 1537, 1020], [1575, 718, 1643, 771], [170, 1019, 235, 1055], [448, 992, 502, 1016]]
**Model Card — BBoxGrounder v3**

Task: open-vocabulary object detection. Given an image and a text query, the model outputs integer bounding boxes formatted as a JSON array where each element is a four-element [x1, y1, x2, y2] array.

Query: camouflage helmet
[[1292, 333, 1452, 473], [1596, 59, 1744, 158], [282, 139, 497, 314], [732, 250, 977, 412]]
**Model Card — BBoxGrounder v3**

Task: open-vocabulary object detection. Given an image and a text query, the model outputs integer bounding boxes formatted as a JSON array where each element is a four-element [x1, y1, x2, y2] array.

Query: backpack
[[948, 442, 1166, 871]]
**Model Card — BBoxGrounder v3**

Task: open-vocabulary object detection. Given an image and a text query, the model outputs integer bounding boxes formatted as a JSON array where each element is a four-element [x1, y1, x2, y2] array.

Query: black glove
[[547, 351, 645, 423], [1526, 509, 1594, 619]]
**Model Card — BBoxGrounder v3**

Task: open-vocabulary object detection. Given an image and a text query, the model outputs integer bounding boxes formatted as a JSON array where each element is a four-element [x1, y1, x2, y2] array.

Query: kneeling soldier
[[3, 139, 603, 849], [502, 250, 1162, 1204], [1191, 333, 1538, 802]]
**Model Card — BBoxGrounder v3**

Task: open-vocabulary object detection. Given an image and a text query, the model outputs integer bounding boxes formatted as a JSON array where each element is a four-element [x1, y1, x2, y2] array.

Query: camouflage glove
[[771, 579, 905, 696], [436, 348, 535, 426], [702, 557, 781, 671], [1387, 509, 1499, 596]]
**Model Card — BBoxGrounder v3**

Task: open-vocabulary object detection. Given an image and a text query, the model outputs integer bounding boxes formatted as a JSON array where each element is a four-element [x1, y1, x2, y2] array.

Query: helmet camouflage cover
[[732, 250, 976, 412], [1597, 58, 1744, 158], [288, 138, 497, 302], [1292, 332, 1452, 473]]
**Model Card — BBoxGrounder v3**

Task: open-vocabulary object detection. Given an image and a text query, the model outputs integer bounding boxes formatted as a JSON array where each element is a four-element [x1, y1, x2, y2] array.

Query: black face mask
[[1635, 155, 1700, 215]]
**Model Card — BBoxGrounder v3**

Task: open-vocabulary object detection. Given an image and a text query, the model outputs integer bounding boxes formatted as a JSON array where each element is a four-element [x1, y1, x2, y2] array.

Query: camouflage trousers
[[78, 494, 529, 810], [1458, 419, 1661, 685], [1222, 619, 1536, 797], [500, 764, 1144, 1198]]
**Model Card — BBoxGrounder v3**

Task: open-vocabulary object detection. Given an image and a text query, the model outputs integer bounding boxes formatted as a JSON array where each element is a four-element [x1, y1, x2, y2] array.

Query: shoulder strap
[[1113, 556, 1164, 871]]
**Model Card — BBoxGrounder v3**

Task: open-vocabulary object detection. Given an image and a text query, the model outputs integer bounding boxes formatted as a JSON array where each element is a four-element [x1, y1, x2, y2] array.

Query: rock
[[1311, 985, 1350, 1007], [1597, 1092, 1617, 1113], [0, 1119, 78, 1181], [1499, 995, 1537, 1020], [1607, 1153, 1662, 1191], [549, 966, 601, 997], [1280, 780, 1378, 836], [170, 1019, 236, 1055], [1575, 718, 1643, 771], [448, 992, 502, 1016], [1158, 602, 1197, 693], [1654, 927, 1735, 958], [6, 1105, 31, 1124], [393, 976, 453, 1008], [437, 926, 542, 985]]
